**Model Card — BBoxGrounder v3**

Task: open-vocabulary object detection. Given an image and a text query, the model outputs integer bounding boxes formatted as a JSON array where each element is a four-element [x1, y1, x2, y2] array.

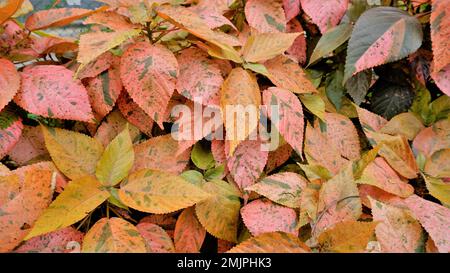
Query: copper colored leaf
[[176, 47, 223, 106], [318, 220, 377, 253], [174, 207, 206, 253], [404, 194, 450, 253], [344, 7, 423, 82], [245, 0, 286, 33], [0, 0, 24, 25], [0, 58, 20, 112], [117, 92, 154, 136], [82, 217, 146, 253], [227, 140, 268, 190], [25, 176, 110, 240], [136, 222, 175, 253], [8, 125, 48, 165], [77, 51, 114, 80], [263, 87, 304, 156], [220, 68, 261, 154], [15, 227, 83, 253], [195, 180, 241, 243], [94, 110, 141, 148], [25, 8, 104, 31], [265, 55, 318, 94], [84, 11, 137, 31], [15, 65, 94, 122], [118, 169, 211, 214], [246, 172, 307, 208], [132, 134, 191, 175], [266, 143, 292, 173], [300, 0, 348, 33], [241, 199, 298, 236], [228, 232, 310, 253], [41, 126, 104, 180], [120, 42, 178, 128], [369, 197, 424, 253], [0, 170, 53, 252], [286, 18, 307, 64]]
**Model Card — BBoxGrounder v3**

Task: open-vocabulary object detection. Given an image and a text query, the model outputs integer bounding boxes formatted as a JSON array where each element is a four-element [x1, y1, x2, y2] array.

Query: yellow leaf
[[82, 217, 146, 253], [25, 176, 110, 240], [299, 93, 325, 120], [423, 174, 450, 207], [220, 68, 261, 155], [242, 32, 301, 63], [228, 232, 310, 253], [195, 180, 241, 243], [12, 0, 32, 18], [424, 149, 450, 178], [318, 220, 378, 253], [42, 126, 104, 180], [118, 169, 211, 214], [96, 125, 134, 186], [77, 28, 141, 67]]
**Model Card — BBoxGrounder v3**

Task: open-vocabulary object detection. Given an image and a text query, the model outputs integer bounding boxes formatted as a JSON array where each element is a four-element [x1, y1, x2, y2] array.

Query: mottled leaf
[[0, 58, 20, 112], [243, 32, 300, 63], [245, 0, 286, 33], [300, 0, 348, 33], [15, 227, 83, 253], [25, 8, 104, 31], [136, 222, 175, 253], [0, 110, 23, 159], [228, 232, 310, 253], [174, 207, 206, 253]]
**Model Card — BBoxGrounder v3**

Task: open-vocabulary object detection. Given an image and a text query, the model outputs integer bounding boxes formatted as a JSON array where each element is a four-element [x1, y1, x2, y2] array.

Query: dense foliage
[[0, 0, 449, 253]]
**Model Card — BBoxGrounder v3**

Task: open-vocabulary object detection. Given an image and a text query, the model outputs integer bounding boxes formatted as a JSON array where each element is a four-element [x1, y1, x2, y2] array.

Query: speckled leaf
[[424, 149, 450, 178], [318, 220, 378, 253], [174, 206, 206, 253], [0, 110, 23, 159], [94, 110, 141, 148], [0, 58, 20, 112], [245, 0, 286, 33], [344, 7, 423, 82], [190, 1, 236, 30], [263, 87, 304, 156], [84, 11, 137, 31], [243, 32, 300, 63], [82, 217, 146, 253], [265, 55, 318, 94], [195, 180, 241, 243], [369, 197, 424, 253], [118, 169, 211, 214], [25, 176, 110, 240], [15, 227, 83, 253], [266, 143, 292, 173], [116, 92, 154, 136], [25, 7, 105, 31], [7, 125, 47, 165], [136, 222, 175, 253], [246, 172, 306, 208], [132, 134, 191, 175], [432, 65, 450, 96], [228, 232, 310, 253], [356, 105, 388, 133], [227, 140, 268, 190], [176, 47, 223, 106], [304, 123, 347, 175], [15, 65, 94, 122], [0, 170, 53, 252], [314, 164, 362, 237], [430, 0, 449, 74], [404, 194, 450, 253], [96, 126, 134, 186], [412, 119, 450, 157], [358, 157, 414, 198], [220, 68, 261, 154], [120, 42, 178, 128], [241, 199, 298, 236], [42, 126, 104, 180], [286, 18, 307, 64], [300, 0, 348, 33]]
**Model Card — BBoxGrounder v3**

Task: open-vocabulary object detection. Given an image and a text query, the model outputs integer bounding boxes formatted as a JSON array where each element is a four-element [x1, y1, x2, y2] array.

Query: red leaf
[[286, 18, 307, 65], [120, 42, 178, 128], [263, 87, 304, 156], [0, 58, 20, 112], [300, 0, 348, 33], [77, 51, 114, 79], [245, 0, 287, 33], [116, 92, 154, 136], [241, 199, 298, 236], [15, 65, 94, 122], [227, 140, 268, 190], [283, 0, 301, 21]]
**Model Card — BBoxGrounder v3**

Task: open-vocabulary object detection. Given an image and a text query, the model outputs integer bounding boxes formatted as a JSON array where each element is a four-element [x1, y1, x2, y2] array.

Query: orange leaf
[[0, 58, 20, 112], [174, 207, 206, 253]]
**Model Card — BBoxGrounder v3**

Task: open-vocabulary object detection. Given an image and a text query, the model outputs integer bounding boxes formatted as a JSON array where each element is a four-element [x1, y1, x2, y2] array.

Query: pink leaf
[[283, 0, 301, 21], [14, 65, 94, 122], [15, 227, 83, 253], [0, 58, 20, 112], [0, 111, 23, 159], [300, 0, 348, 33], [136, 222, 175, 253], [116, 92, 154, 136], [174, 207, 206, 253], [7, 125, 47, 165], [286, 18, 307, 65], [241, 199, 298, 236], [245, 0, 287, 33]]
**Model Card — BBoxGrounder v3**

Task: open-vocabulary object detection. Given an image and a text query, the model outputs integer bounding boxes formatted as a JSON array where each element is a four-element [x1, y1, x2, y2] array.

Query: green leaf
[[308, 23, 353, 66], [326, 68, 346, 110], [299, 94, 325, 120], [345, 70, 372, 105], [204, 165, 225, 181], [180, 170, 204, 187], [243, 63, 270, 77], [96, 125, 134, 186], [191, 142, 215, 170], [423, 174, 450, 207]]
